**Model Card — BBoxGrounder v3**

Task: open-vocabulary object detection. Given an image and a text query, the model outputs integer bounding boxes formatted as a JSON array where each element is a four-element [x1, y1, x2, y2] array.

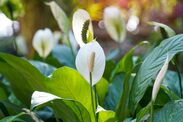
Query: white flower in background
[[152, 56, 169, 102], [32, 28, 56, 59], [126, 15, 139, 32], [72, 9, 93, 47], [103, 6, 126, 43], [75, 40, 105, 86], [0, 13, 19, 37]]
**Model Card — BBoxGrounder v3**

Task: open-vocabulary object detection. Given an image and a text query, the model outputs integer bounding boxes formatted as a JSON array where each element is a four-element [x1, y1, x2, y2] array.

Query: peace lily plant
[[1, 1, 183, 122], [32, 28, 57, 59], [73, 9, 106, 121], [103, 6, 126, 43]]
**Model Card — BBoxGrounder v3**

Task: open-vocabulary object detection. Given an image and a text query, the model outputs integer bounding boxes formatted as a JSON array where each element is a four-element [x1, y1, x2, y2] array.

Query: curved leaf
[[129, 34, 183, 112], [154, 99, 183, 122], [148, 21, 176, 38], [0, 54, 95, 121], [46, 67, 95, 122], [31, 91, 91, 122], [29, 60, 56, 76], [0, 53, 48, 105]]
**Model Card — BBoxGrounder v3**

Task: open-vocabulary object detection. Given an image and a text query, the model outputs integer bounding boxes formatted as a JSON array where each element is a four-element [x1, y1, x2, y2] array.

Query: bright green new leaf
[[0, 53, 95, 121], [96, 78, 109, 105], [96, 106, 116, 122]]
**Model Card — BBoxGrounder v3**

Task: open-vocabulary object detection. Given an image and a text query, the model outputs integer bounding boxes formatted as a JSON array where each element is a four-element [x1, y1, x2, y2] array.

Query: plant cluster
[[0, 1, 183, 122]]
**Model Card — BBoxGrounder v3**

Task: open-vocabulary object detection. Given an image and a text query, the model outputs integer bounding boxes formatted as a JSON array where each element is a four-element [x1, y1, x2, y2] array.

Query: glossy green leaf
[[98, 110, 116, 122], [103, 60, 116, 82], [0, 53, 95, 121], [154, 99, 183, 122], [104, 74, 124, 110], [129, 34, 183, 113], [45, 66, 95, 122], [29, 60, 56, 76], [96, 78, 109, 105], [163, 70, 183, 97], [52, 45, 75, 68], [109, 49, 133, 82], [31, 91, 91, 122], [110, 41, 148, 81], [0, 53, 48, 106], [115, 73, 134, 121]]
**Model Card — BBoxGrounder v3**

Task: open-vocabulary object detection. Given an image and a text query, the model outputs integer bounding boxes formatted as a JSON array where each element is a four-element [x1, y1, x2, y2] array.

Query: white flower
[[32, 28, 56, 59], [0, 13, 19, 37], [103, 6, 126, 43], [31, 91, 59, 109], [75, 40, 105, 86], [152, 56, 169, 102], [72, 9, 93, 47]]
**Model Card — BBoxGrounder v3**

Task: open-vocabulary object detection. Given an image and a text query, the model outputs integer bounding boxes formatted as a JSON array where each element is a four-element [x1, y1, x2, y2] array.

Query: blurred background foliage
[[0, 0, 183, 57]]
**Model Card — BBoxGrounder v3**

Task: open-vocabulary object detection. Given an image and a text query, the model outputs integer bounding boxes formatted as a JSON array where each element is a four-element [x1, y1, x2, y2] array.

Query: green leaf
[[136, 103, 151, 122], [45, 66, 95, 122], [103, 60, 116, 82], [154, 99, 183, 122], [47, 1, 70, 33], [109, 49, 133, 82], [148, 21, 176, 38], [29, 60, 56, 76], [0, 53, 95, 121], [129, 34, 183, 113], [96, 78, 109, 105], [115, 73, 133, 121], [0, 112, 25, 122], [163, 70, 183, 97], [52, 45, 75, 68], [104, 74, 124, 110], [109, 41, 148, 81], [0, 53, 48, 106], [160, 85, 179, 101], [31, 91, 91, 122], [0, 87, 7, 100], [98, 110, 116, 122]]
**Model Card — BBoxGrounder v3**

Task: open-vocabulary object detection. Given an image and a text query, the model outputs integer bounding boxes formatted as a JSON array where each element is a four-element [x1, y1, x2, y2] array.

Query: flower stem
[[89, 72, 96, 122], [150, 100, 154, 122]]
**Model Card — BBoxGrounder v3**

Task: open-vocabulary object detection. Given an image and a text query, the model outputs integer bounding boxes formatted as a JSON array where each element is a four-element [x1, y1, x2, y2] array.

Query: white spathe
[[152, 56, 169, 102], [31, 91, 60, 109], [32, 28, 56, 58], [103, 6, 126, 43], [0, 13, 19, 37], [72, 9, 93, 47], [76, 41, 105, 86]]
